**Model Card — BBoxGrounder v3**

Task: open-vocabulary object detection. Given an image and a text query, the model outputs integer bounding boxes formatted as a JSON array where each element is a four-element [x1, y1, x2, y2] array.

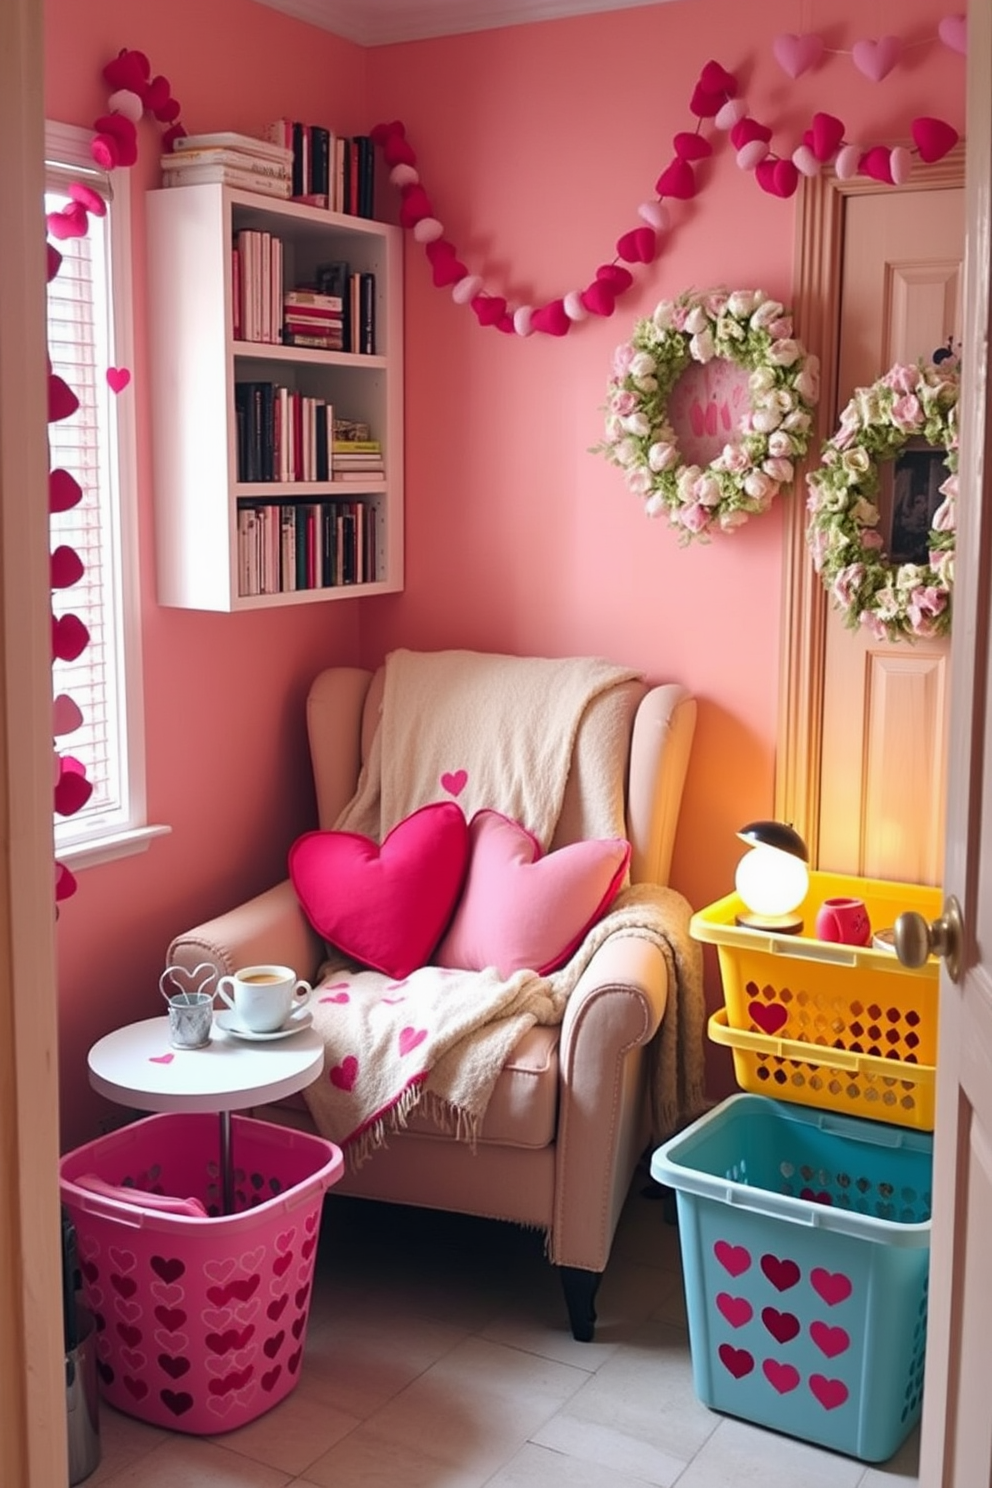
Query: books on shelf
[[233, 230, 284, 343], [174, 132, 293, 164], [265, 119, 375, 217], [162, 133, 293, 196], [237, 498, 377, 594], [162, 160, 292, 196]]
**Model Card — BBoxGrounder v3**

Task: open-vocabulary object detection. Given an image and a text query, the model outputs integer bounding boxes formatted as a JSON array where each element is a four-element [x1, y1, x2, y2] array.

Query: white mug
[[216, 965, 312, 1033]]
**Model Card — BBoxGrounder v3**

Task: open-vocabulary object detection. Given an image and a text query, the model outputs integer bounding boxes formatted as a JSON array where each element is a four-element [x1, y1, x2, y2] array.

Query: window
[[46, 122, 165, 867]]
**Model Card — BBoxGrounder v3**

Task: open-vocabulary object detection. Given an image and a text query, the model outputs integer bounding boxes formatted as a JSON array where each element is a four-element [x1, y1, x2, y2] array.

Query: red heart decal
[[859, 145, 894, 184], [530, 299, 571, 336], [471, 294, 506, 327], [616, 227, 656, 265], [761, 1307, 800, 1344], [716, 1293, 753, 1328], [810, 1267, 853, 1306], [911, 116, 959, 164], [329, 1055, 358, 1092], [730, 117, 772, 150], [50, 469, 82, 514], [106, 367, 131, 394], [398, 1025, 428, 1057], [714, 1240, 751, 1277], [699, 60, 738, 96], [440, 769, 467, 796], [49, 373, 79, 423], [760, 1253, 801, 1291], [763, 1359, 801, 1394], [809, 1374, 849, 1411], [748, 1001, 788, 1035], [810, 1321, 850, 1358], [52, 613, 90, 662], [811, 112, 845, 163], [718, 1343, 754, 1379], [149, 1053, 174, 1065], [596, 263, 634, 291], [579, 280, 617, 318], [655, 158, 696, 200], [673, 131, 712, 162], [51, 545, 84, 589]]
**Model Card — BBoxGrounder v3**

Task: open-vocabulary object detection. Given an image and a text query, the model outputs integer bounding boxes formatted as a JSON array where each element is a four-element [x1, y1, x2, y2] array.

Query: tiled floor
[[83, 1160, 920, 1487]]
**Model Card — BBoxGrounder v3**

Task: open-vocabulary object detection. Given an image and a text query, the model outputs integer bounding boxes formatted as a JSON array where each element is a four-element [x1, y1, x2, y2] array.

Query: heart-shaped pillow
[[289, 803, 470, 979], [434, 810, 630, 977]]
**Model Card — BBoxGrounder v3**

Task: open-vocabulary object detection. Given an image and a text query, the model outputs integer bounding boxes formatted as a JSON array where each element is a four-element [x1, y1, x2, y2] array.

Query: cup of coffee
[[815, 896, 872, 947], [166, 991, 214, 1049], [216, 965, 312, 1033]]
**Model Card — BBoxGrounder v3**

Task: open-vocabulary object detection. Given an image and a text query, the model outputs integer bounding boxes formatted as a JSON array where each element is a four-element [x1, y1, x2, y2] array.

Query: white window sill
[[56, 823, 172, 872]]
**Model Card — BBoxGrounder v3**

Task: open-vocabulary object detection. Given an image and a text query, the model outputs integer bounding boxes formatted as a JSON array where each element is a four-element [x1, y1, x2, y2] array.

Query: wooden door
[[817, 188, 964, 883], [917, 7, 992, 1480]]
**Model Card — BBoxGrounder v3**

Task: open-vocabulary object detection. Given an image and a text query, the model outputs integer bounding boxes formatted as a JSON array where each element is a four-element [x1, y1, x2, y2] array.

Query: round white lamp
[[735, 820, 810, 934]]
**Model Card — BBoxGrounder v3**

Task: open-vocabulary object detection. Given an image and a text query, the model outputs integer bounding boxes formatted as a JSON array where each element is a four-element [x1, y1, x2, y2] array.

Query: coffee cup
[[814, 896, 872, 947], [216, 965, 312, 1034]]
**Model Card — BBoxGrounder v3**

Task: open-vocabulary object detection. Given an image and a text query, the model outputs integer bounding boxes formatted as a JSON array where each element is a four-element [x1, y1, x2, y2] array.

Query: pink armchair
[[166, 658, 697, 1340]]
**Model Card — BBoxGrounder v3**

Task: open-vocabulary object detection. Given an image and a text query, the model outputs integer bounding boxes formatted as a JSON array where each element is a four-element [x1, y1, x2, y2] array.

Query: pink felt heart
[[51, 544, 84, 589], [329, 1056, 358, 1092], [730, 117, 773, 150], [688, 85, 723, 120], [616, 227, 656, 265], [149, 1053, 175, 1065], [48, 374, 79, 423], [938, 14, 967, 54], [852, 35, 902, 82], [531, 300, 571, 336], [673, 131, 713, 162], [811, 112, 846, 163], [398, 1026, 427, 1057], [655, 158, 696, 200], [859, 145, 894, 184], [289, 802, 470, 980], [53, 693, 84, 736], [911, 116, 959, 164], [579, 280, 618, 318], [772, 32, 825, 79], [699, 60, 737, 96], [46, 202, 89, 241], [93, 113, 138, 166], [596, 263, 634, 291], [106, 367, 131, 394], [49, 468, 83, 514], [440, 769, 467, 796], [69, 182, 106, 217], [471, 294, 506, 327], [432, 254, 467, 288]]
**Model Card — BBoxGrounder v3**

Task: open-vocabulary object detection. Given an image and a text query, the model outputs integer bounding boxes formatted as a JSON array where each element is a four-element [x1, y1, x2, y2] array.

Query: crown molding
[[252, 0, 666, 46]]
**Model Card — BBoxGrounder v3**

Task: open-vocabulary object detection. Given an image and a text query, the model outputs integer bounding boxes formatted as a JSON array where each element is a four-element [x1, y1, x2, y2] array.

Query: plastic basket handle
[[708, 1009, 933, 1085]]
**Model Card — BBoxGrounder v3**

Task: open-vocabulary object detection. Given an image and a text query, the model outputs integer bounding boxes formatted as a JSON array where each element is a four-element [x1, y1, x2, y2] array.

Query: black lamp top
[[736, 820, 809, 862]]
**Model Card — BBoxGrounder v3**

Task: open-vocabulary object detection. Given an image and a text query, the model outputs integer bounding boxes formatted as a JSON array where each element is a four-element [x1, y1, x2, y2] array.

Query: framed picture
[[883, 440, 950, 565]]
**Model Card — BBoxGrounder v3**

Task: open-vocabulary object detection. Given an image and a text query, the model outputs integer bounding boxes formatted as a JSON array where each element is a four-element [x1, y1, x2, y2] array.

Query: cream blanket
[[299, 649, 707, 1161]]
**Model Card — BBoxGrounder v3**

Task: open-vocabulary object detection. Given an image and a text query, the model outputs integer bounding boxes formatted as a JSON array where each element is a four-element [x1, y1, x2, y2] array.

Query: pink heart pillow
[[435, 810, 630, 977], [289, 803, 469, 979]]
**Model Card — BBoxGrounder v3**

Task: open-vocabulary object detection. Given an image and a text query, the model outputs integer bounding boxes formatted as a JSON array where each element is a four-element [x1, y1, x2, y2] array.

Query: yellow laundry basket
[[692, 871, 942, 1131]]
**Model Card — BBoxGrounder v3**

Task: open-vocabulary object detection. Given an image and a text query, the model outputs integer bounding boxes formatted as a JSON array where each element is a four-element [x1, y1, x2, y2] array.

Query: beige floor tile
[[673, 1415, 869, 1488], [297, 1305, 469, 1417], [532, 1412, 690, 1485], [485, 1439, 682, 1487], [92, 1431, 292, 1486], [298, 1422, 486, 1488], [81, 1404, 169, 1486], [204, 1382, 361, 1476]]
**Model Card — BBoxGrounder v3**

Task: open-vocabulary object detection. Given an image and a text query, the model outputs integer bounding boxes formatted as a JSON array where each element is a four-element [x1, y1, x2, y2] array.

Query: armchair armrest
[[552, 932, 669, 1270], [166, 879, 326, 985]]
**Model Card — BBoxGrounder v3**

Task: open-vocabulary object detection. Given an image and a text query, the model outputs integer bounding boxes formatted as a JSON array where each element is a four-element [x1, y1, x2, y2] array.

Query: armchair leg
[[559, 1265, 602, 1342]]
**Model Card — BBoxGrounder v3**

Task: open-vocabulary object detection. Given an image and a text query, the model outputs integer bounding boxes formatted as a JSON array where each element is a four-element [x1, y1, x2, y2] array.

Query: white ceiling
[[253, 0, 669, 47]]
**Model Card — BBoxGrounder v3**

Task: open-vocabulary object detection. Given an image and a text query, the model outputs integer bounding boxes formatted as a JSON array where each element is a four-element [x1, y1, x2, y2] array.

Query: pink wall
[[46, 0, 964, 1144]]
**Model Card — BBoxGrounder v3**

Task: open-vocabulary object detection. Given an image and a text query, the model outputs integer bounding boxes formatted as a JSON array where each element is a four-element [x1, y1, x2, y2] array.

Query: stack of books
[[332, 439, 384, 481], [283, 289, 344, 351], [161, 132, 292, 198]]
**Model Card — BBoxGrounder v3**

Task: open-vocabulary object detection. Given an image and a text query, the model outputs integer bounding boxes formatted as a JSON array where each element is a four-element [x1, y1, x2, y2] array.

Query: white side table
[[88, 1016, 324, 1212]]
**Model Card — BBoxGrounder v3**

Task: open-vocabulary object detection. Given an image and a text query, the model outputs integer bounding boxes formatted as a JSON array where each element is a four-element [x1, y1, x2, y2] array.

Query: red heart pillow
[[435, 810, 630, 977], [289, 803, 470, 979]]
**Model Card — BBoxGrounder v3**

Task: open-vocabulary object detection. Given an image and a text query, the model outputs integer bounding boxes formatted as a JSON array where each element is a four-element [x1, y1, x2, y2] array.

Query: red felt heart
[[432, 254, 467, 288], [616, 227, 656, 265], [772, 159, 800, 198], [51, 545, 84, 590], [755, 158, 781, 196], [289, 802, 470, 980], [688, 84, 724, 119], [730, 117, 772, 150], [383, 134, 416, 167], [48, 374, 79, 424], [859, 145, 894, 184], [161, 123, 187, 152], [50, 468, 83, 513], [673, 131, 713, 162], [152, 95, 181, 125], [471, 294, 506, 327], [425, 238, 456, 265], [370, 120, 404, 146], [596, 263, 634, 291], [142, 74, 170, 112], [47, 202, 89, 241], [52, 613, 90, 663], [655, 158, 697, 200], [699, 60, 738, 96], [579, 280, 618, 317], [54, 757, 93, 817], [911, 116, 959, 164], [46, 243, 63, 283], [399, 185, 433, 227], [55, 861, 77, 902], [811, 112, 846, 163], [495, 312, 516, 334], [530, 300, 571, 336], [93, 114, 138, 166], [103, 48, 150, 92]]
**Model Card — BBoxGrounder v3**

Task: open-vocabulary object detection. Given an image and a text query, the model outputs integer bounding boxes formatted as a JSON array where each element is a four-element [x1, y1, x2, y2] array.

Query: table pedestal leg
[[220, 1110, 233, 1214]]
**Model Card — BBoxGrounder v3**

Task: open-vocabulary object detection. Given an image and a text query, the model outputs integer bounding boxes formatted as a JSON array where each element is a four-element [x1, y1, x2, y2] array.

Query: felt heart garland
[[772, 16, 966, 80], [44, 49, 187, 905]]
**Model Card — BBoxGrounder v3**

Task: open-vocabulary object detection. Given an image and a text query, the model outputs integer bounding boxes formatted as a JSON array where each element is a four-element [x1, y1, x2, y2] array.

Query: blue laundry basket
[[651, 1094, 931, 1462]]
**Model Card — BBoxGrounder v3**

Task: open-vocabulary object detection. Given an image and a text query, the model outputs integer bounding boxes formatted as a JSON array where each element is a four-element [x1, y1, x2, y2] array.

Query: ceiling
[[252, 0, 670, 47]]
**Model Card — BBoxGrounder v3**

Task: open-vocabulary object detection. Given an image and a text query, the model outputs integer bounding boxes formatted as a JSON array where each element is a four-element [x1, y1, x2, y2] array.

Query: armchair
[[167, 656, 698, 1341]]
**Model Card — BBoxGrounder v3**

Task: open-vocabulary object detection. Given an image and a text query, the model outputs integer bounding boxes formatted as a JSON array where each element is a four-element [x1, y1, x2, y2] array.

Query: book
[[331, 439, 380, 452], [354, 135, 374, 219], [284, 289, 344, 312], [359, 271, 376, 354], [333, 470, 384, 481], [161, 148, 292, 179], [162, 164, 291, 197], [175, 132, 293, 165], [283, 333, 344, 351], [291, 121, 306, 198], [309, 125, 330, 206]]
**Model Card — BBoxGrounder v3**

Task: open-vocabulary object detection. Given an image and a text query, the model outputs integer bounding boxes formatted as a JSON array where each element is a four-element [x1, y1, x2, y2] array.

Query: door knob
[[893, 895, 963, 982]]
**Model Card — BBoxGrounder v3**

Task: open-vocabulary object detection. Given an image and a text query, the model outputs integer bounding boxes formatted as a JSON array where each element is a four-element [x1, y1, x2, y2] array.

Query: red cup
[[815, 896, 872, 946]]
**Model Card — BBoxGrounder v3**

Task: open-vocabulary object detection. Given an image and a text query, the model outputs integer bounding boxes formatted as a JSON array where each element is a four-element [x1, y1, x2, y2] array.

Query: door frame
[[776, 146, 967, 864]]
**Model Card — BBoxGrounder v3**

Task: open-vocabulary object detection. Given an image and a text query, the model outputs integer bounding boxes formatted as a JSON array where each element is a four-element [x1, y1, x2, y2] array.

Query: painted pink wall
[[46, 0, 964, 1144]]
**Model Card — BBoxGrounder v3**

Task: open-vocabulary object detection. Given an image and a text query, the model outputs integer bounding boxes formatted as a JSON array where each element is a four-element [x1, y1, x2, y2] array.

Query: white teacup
[[216, 965, 312, 1034]]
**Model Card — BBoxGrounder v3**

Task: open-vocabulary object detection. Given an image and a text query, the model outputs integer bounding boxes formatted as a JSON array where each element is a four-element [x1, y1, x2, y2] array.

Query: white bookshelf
[[145, 184, 404, 611]]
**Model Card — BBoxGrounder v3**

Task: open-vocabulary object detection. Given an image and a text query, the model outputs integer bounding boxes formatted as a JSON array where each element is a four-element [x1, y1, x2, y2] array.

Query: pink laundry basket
[[59, 1111, 343, 1434]]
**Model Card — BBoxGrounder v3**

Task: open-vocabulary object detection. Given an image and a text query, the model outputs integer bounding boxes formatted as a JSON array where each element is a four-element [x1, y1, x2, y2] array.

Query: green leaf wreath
[[805, 359, 959, 642]]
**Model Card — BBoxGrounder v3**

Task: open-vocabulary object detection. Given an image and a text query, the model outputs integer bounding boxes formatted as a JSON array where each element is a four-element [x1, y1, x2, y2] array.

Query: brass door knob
[[893, 895, 963, 982]]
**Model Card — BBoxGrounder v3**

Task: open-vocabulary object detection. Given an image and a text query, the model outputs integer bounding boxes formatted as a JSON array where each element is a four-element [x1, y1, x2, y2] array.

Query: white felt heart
[[637, 200, 671, 231], [736, 140, 769, 172], [714, 98, 747, 130], [389, 163, 419, 188], [835, 143, 861, 180], [791, 145, 820, 177], [563, 291, 588, 321], [889, 146, 913, 185], [413, 216, 444, 242]]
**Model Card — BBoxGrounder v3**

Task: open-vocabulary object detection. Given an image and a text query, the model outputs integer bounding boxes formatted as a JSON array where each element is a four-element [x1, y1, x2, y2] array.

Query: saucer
[[215, 1009, 313, 1042]]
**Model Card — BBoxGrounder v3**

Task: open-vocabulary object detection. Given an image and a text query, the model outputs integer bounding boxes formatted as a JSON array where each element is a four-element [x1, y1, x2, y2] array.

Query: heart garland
[[48, 50, 186, 906], [373, 45, 962, 338], [773, 13, 966, 80]]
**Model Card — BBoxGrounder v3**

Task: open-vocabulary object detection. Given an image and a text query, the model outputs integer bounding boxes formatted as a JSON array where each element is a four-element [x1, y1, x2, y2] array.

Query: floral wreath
[[596, 288, 820, 542], [805, 359, 959, 642]]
